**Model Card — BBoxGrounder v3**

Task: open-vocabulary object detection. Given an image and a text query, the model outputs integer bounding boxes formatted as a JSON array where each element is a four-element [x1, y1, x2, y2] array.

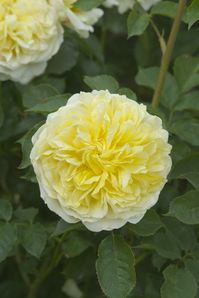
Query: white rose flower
[[51, 0, 103, 38], [138, 0, 161, 11], [104, 0, 161, 13], [31, 90, 172, 232], [104, 0, 134, 13], [0, 0, 64, 84]]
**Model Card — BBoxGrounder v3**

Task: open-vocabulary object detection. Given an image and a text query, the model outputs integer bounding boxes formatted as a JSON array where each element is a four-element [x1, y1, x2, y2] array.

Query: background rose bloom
[[0, 0, 64, 84], [104, 0, 161, 13], [51, 0, 103, 38], [30, 90, 172, 232]]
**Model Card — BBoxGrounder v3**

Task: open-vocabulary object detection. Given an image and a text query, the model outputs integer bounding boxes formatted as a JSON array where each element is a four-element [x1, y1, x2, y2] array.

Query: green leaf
[[20, 83, 59, 109], [127, 5, 150, 38], [135, 67, 179, 109], [118, 88, 137, 101], [27, 94, 70, 114], [168, 191, 199, 225], [151, 1, 178, 19], [185, 0, 199, 29], [0, 223, 17, 263], [161, 265, 197, 298], [96, 234, 136, 298], [0, 200, 12, 221], [53, 220, 82, 237], [174, 91, 199, 112], [64, 249, 96, 280], [75, 0, 104, 11], [84, 75, 119, 92], [170, 154, 199, 178], [14, 208, 38, 224], [18, 122, 44, 169], [62, 231, 93, 258], [0, 281, 26, 298], [170, 154, 199, 190], [21, 223, 47, 258], [170, 138, 191, 164], [152, 231, 181, 260], [185, 258, 199, 296], [139, 230, 181, 260], [47, 40, 79, 75], [129, 209, 162, 236], [162, 217, 197, 251], [80, 35, 104, 63], [170, 117, 199, 146], [174, 55, 199, 93]]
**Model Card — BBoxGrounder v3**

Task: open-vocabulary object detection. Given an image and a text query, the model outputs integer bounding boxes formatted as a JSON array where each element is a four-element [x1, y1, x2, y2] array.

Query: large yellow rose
[[0, 0, 64, 84], [30, 90, 172, 232]]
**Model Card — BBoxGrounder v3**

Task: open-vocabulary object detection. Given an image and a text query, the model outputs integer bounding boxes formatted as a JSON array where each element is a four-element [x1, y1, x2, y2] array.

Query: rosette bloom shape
[[104, 0, 161, 13], [31, 90, 172, 232], [0, 0, 64, 84], [51, 0, 103, 38]]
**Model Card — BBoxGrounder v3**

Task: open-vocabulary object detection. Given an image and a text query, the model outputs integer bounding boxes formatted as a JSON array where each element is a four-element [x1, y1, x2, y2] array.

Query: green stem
[[15, 248, 31, 288], [135, 251, 152, 265], [27, 239, 64, 298], [152, 0, 186, 109]]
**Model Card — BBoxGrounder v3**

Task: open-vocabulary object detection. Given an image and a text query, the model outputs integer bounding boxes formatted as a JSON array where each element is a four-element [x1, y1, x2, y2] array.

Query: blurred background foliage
[[0, 0, 199, 297]]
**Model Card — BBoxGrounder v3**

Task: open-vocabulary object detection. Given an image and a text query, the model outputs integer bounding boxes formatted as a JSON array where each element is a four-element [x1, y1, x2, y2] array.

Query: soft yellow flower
[[51, 0, 103, 38], [31, 90, 172, 232], [0, 0, 63, 84]]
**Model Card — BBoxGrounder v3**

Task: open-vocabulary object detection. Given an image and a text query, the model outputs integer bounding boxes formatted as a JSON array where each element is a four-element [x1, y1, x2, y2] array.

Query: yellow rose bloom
[[30, 90, 172, 232], [0, 0, 64, 84], [51, 0, 103, 38]]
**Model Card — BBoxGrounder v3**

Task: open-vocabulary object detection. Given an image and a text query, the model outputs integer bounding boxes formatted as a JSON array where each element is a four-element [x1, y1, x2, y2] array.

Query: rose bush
[[0, 1, 198, 298]]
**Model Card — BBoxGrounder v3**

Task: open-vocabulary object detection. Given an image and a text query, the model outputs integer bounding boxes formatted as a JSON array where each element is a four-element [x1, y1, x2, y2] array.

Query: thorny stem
[[152, 0, 186, 108]]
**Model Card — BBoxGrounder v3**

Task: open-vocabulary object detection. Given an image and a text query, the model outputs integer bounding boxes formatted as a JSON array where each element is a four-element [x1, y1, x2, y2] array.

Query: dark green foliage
[[0, 1, 199, 298]]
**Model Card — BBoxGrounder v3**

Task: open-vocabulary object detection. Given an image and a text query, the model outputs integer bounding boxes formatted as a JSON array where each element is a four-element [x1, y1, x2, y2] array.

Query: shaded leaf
[[20, 84, 58, 109], [62, 231, 93, 258], [47, 40, 79, 75], [0, 200, 12, 221], [174, 91, 199, 112], [161, 265, 197, 298], [118, 88, 137, 100], [14, 208, 38, 224], [135, 67, 179, 109], [170, 117, 199, 146], [27, 94, 70, 114], [151, 1, 178, 19], [53, 220, 82, 237], [170, 154, 199, 190], [174, 55, 199, 93], [84, 75, 119, 92], [185, 0, 199, 29], [18, 122, 43, 169], [21, 223, 47, 258], [168, 191, 199, 225], [129, 209, 162, 236], [0, 223, 17, 263], [75, 0, 104, 11]]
